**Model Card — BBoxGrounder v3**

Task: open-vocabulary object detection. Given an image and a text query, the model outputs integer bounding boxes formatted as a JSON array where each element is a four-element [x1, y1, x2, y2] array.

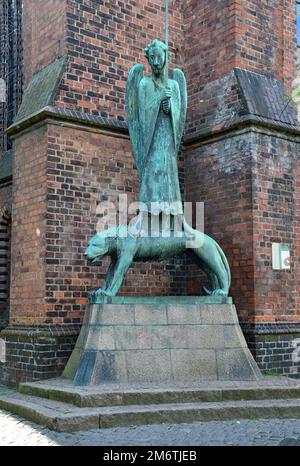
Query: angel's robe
[[137, 76, 184, 215]]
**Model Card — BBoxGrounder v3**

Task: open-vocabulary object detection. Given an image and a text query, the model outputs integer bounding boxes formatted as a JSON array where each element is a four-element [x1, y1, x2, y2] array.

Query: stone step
[[2, 388, 300, 432], [19, 377, 300, 408]]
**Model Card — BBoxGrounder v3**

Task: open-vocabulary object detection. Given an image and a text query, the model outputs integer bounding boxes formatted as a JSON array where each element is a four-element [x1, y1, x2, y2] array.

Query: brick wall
[[1, 0, 299, 384], [54, 0, 184, 119], [183, 0, 236, 134], [22, 0, 66, 87], [0, 183, 12, 329], [185, 127, 300, 324], [9, 126, 48, 326], [7, 0, 187, 329], [185, 130, 255, 322], [44, 122, 186, 325], [244, 324, 300, 378], [234, 0, 296, 88], [0, 0, 9, 155], [252, 131, 300, 322], [183, 0, 296, 135], [21, 0, 184, 120], [0, 206, 11, 329], [7, 121, 186, 329], [1, 327, 79, 385]]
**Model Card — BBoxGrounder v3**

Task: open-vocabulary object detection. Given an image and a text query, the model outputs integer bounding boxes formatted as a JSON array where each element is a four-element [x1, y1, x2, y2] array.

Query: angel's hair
[[144, 39, 168, 58]]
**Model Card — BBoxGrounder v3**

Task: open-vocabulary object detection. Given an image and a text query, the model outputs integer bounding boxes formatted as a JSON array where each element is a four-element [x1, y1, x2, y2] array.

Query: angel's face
[[148, 47, 165, 77]]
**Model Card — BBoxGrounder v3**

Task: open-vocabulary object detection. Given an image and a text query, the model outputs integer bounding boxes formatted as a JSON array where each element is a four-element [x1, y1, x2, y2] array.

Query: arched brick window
[[0, 208, 11, 328]]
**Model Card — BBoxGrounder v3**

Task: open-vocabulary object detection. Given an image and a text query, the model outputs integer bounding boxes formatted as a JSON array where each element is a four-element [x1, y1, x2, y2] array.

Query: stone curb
[[2, 393, 300, 432], [19, 382, 300, 408]]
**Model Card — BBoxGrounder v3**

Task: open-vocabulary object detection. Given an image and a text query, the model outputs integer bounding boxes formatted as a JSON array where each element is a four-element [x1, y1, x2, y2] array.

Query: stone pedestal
[[63, 298, 261, 386]]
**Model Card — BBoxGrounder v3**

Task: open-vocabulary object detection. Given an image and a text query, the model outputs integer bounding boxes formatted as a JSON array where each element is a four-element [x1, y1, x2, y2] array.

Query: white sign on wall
[[292, 339, 300, 364], [272, 243, 291, 271]]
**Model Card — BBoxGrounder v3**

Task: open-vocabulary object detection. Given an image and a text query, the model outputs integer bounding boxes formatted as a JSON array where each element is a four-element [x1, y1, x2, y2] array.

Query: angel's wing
[[125, 64, 144, 178], [172, 68, 187, 153]]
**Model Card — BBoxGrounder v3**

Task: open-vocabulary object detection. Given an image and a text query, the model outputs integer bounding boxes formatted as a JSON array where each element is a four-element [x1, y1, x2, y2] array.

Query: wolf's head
[[85, 234, 110, 262], [84, 226, 128, 262]]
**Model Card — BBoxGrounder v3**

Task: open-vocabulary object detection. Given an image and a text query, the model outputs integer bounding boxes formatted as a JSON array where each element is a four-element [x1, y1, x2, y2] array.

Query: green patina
[[88, 296, 233, 305], [126, 39, 186, 215], [85, 38, 232, 298], [85, 223, 231, 300], [13, 56, 67, 125]]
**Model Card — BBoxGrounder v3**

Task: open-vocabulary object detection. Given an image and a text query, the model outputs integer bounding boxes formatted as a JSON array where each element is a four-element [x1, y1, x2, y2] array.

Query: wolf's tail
[[183, 218, 231, 292], [215, 240, 231, 289]]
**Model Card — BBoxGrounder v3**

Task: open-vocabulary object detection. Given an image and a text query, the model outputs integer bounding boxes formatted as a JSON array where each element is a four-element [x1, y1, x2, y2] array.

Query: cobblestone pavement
[[0, 409, 300, 446]]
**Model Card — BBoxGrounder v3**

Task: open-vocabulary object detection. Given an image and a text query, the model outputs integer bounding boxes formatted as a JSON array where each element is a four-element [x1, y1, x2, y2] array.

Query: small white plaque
[[272, 243, 290, 270]]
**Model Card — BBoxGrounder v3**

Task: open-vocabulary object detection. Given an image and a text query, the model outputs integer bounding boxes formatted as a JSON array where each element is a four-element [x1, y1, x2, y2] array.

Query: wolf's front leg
[[88, 258, 117, 301], [104, 252, 134, 296]]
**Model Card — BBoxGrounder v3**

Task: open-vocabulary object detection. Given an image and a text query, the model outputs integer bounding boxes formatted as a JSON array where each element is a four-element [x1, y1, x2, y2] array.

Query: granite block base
[[63, 299, 262, 386]]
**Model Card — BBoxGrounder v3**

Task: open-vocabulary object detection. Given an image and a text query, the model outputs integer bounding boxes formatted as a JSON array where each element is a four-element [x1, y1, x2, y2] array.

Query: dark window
[[0, 0, 22, 153]]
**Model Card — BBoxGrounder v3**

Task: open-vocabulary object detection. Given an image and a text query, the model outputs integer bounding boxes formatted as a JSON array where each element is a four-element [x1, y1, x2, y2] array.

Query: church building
[[0, 0, 299, 385]]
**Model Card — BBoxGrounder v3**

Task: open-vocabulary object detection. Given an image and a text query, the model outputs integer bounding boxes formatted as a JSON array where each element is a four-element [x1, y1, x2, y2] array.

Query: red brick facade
[[21, 0, 184, 118], [0, 0, 299, 384], [8, 121, 185, 331], [0, 176, 12, 331], [185, 129, 300, 324], [252, 132, 300, 322], [9, 126, 48, 326], [56, 0, 183, 118], [183, 0, 296, 136], [0, 205, 11, 329], [22, 0, 66, 88]]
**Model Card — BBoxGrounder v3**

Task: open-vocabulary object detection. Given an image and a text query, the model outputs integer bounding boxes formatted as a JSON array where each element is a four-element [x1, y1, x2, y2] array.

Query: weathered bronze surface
[[85, 222, 231, 299], [126, 39, 187, 215], [86, 38, 232, 297]]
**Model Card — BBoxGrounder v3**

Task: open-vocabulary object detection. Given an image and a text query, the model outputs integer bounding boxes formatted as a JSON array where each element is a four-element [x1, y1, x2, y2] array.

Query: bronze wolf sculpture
[[85, 221, 231, 300]]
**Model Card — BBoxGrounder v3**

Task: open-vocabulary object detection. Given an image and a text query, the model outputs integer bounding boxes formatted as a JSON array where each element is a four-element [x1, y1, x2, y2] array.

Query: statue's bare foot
[[211, 288, 228, 297], [203, 287, 228, 297]]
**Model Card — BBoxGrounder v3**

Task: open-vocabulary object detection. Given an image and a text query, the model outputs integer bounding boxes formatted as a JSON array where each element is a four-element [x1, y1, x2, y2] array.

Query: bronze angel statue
[[126, 38, 187, 226]]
